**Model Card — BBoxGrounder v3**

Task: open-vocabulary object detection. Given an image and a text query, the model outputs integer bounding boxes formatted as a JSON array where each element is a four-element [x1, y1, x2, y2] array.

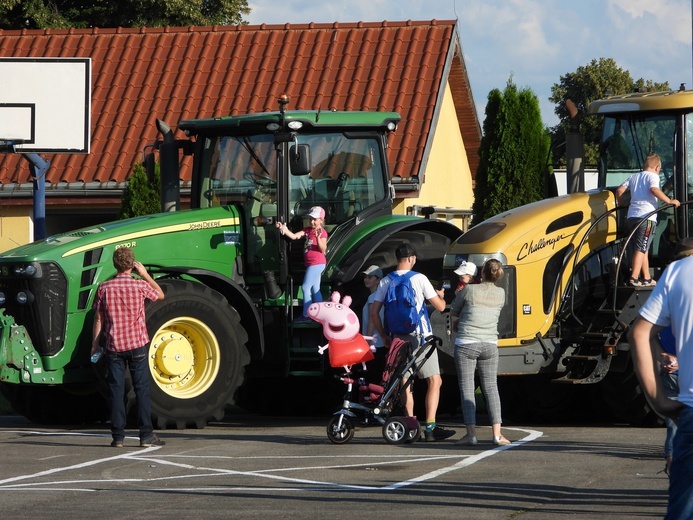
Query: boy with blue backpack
[[369, 242, 455, 442]]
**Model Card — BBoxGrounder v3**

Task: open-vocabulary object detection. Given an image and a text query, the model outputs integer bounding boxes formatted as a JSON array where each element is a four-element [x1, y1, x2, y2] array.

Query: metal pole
[[23, 153, 50, 241]]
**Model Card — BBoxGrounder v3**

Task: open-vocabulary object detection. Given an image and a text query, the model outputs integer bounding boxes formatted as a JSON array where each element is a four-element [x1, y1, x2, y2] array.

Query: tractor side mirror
[[290, 144, 311, 176]]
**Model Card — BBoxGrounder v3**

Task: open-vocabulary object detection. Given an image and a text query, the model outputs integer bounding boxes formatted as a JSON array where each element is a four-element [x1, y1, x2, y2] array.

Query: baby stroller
[[326, 335, 442, 445]]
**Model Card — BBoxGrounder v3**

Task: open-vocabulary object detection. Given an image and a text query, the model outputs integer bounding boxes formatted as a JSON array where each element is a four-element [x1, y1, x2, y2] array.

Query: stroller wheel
[[404, 424, 421, 444], [327, 415, 355, 444], [382, 416, 413, 445]]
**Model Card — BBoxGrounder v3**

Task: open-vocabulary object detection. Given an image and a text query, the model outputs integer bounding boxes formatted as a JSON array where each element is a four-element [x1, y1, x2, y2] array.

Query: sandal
[[628, 277, 642, 287], [640, 278, 657, 287], [493, 435, 511, 446]]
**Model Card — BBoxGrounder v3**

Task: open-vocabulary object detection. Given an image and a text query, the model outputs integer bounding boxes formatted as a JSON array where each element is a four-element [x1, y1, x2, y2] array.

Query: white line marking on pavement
[[0, 426, 542, 492]]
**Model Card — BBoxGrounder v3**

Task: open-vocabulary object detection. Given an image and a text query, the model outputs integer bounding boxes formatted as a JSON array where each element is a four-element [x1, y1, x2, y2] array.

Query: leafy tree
[[0, 0, 249, 29], [120, 163, 161, 219], [549, 58, 669, 167], [472, 80, 550, 224]]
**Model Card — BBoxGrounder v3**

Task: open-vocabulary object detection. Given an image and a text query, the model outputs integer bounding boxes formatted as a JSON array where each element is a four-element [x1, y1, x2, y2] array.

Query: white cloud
[[608, 0, 690, 44], [604, 0, 692, 89]]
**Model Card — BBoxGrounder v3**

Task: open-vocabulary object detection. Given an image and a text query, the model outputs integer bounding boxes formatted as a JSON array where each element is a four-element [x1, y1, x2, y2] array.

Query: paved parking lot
[[0, 413, 670, 519]]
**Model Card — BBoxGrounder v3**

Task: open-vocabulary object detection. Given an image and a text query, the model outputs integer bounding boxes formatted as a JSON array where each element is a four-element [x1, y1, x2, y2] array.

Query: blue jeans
[[660, 370, 679, 458], [106, 345, 153, 442], [302, 263, 325, 316], [667, 405, 693, 519]]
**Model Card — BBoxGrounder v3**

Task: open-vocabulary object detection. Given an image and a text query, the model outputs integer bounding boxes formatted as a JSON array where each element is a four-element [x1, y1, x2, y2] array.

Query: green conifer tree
[[120, 163, 161, 219], [473, 80, 550, 225]]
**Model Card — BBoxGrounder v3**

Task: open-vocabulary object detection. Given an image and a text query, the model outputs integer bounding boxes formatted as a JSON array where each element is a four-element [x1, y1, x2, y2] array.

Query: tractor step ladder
[[287, 311, 325, 377], [555, 284, 653, 384]]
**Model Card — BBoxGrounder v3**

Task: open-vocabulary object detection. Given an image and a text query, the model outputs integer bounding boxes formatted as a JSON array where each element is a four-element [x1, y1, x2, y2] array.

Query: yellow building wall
[[392, 83, 475, 230], [0, 206, 33, 253]]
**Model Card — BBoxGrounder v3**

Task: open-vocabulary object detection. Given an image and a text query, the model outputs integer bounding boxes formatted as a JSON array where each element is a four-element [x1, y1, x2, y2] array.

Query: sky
[[247, 0, 693, 128]]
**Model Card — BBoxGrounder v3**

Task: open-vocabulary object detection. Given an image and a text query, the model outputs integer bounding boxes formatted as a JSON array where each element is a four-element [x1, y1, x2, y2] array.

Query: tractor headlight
[[16, 290, 34, 305], [10, 263, 40, 278]]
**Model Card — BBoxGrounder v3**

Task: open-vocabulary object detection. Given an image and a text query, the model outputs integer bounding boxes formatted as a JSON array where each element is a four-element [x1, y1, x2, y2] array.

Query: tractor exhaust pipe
[[565, 99, 585, 194], [156, 119, 180, 212]]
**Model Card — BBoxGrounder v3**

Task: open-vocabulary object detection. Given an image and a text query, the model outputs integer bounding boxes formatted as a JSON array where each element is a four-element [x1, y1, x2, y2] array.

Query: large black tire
[[600, 362, 662, 426], [144, 280, 250, 429], [0, 382, 108, 425]]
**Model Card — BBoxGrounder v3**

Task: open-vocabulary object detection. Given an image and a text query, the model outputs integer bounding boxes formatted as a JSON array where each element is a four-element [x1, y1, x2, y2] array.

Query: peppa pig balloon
[[308, 291, 375, 369]]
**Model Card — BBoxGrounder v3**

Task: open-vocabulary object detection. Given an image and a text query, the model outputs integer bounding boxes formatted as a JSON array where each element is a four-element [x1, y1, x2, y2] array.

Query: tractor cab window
[[599, 114, 678, 264], [198, 135, 279, 274], [599, 115, 676, 192], [288, 133, 386, 231], [199, 135, 277, 208]]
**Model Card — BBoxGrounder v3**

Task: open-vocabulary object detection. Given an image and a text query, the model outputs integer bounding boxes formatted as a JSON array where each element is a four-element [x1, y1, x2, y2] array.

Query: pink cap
[[307, 206, 325, 219]]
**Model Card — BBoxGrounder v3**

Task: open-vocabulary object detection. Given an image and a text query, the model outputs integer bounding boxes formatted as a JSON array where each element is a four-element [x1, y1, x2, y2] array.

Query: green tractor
[[0, 96, 461, 428]]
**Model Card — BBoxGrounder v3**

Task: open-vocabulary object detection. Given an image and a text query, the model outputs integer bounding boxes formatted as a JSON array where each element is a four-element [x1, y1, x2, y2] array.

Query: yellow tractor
[[439, 88, 692, 424]]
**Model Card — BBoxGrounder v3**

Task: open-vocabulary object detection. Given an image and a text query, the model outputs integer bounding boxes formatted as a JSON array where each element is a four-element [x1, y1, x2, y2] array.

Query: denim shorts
[[627, 217, 656, 253]]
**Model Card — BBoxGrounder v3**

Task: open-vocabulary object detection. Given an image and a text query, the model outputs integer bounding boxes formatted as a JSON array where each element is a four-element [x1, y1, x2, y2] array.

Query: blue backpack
[[384, 271, 427, 334]]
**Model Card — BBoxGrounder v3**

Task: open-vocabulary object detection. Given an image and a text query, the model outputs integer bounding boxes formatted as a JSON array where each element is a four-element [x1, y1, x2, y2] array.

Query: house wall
[[0, 203, 122, 254], [0, 206, 33, 253], [393, 83, 474, 230]]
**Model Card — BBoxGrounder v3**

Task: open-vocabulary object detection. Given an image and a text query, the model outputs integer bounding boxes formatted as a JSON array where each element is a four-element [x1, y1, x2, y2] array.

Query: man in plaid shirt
[[92, 247, 165, 448]]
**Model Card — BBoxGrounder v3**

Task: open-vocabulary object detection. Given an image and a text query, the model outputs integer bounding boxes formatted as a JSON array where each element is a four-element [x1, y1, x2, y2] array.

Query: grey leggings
[[454, 341, 502, 426]]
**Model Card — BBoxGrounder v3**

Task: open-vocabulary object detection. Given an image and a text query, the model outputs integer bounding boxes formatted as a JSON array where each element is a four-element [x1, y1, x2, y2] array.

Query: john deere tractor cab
[[186, 101, 393, 296], [441, 89, 693, 424]]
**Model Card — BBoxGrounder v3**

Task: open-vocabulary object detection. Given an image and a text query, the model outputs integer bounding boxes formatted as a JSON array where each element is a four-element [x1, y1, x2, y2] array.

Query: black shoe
[[140, 434, 165, 447], [111, 439, 124, 448], [424, 426, 456, 442]]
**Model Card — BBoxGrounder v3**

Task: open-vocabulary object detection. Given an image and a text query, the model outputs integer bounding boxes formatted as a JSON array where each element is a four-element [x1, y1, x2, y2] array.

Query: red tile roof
[[0, 21, 480, 197]]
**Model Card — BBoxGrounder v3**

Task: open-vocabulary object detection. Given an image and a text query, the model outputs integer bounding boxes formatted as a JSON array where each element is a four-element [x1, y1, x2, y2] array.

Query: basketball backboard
[[0, 58, 91, 153]]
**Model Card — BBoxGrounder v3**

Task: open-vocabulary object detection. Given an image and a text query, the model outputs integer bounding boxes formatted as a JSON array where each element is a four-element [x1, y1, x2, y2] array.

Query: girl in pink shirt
[[276, 206, 328, 321]]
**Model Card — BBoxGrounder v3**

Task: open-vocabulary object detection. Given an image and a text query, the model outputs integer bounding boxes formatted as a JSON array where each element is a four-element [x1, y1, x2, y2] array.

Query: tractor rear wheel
[[144, 280, 250, 429]]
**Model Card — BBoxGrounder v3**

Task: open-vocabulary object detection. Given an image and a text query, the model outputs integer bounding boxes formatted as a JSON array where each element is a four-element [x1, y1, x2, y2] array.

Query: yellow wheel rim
[[149, 317, 221, 399]]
